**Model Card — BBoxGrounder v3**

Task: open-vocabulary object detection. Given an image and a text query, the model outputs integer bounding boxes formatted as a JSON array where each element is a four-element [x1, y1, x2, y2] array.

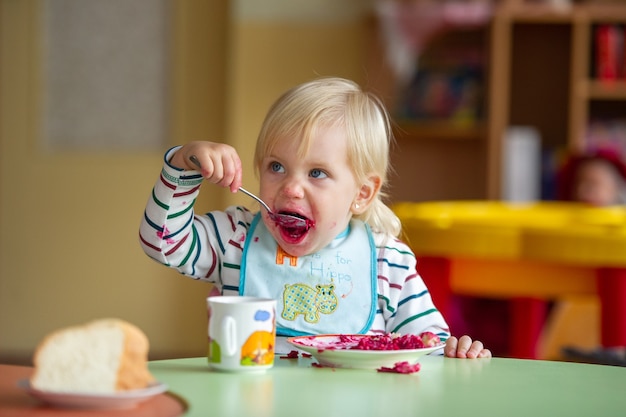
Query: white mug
[[207, 296, 277, 372]]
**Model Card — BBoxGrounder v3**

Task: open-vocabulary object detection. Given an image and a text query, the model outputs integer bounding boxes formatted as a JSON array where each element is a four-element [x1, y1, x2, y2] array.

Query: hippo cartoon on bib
[[282, 283, 338, 323]]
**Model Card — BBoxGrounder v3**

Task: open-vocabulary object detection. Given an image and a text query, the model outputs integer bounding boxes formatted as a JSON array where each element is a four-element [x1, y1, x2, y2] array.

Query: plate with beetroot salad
[[286, 332, 444, 371]]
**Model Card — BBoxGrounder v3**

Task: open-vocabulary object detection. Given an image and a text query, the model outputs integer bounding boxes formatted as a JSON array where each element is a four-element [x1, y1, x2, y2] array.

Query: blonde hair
[[254, 77, 402, 237]]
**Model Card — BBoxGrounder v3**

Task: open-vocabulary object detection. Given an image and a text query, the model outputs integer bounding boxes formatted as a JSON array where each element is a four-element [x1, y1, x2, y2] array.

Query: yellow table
[[393, 201, 626, 358]]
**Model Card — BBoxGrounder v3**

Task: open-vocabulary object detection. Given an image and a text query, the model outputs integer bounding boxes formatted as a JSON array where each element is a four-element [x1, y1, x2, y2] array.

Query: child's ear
[[352, 174, 382, 215]]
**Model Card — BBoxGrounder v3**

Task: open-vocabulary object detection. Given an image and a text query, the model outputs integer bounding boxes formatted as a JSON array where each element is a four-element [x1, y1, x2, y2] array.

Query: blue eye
[[310, 169, 327, 179], [271, 162, 284, 173]]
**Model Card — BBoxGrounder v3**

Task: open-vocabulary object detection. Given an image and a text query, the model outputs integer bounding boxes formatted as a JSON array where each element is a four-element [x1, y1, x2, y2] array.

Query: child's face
[[258, 124, 362, 256], [573, 160, 620, 207]]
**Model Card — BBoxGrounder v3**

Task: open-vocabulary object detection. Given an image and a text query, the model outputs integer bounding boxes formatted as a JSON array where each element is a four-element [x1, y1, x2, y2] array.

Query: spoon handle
[[188, 155, 202, 169], [238, 187, 272, 213]]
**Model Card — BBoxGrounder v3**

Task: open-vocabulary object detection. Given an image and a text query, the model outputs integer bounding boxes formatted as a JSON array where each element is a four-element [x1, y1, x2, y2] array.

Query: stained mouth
[[280, 211, 314, 226], [280, 211, 305, 220], [277, 211, 314, 240]]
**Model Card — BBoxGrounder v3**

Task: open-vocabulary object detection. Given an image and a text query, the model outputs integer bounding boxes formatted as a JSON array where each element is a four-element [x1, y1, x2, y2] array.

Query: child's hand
[[444, 335, 491, 359], [170, 141, 243, 193]]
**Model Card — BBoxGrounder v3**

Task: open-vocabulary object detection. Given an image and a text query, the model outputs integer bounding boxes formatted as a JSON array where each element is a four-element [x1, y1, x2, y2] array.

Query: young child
[[139, 77, 490, 359], [556, 148, 626, 207], [556, 148, 626, 365]]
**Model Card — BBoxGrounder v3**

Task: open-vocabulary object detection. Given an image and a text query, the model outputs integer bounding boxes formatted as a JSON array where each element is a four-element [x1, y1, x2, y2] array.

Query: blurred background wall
[[0, 0, 374, 363]]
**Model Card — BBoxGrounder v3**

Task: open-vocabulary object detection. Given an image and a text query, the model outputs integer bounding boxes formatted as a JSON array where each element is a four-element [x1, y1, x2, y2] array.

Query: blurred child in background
[[556, 148, 626, 207], [557, 147, 626, 366]]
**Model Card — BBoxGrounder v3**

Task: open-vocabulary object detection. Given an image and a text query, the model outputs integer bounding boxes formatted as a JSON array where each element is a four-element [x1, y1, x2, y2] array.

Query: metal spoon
[[188, 155, 313, 230]]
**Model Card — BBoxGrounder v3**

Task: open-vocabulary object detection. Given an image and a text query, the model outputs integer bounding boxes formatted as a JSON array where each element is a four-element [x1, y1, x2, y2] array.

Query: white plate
[[19, 380, 168, 409], [287, 334, 444, 369]]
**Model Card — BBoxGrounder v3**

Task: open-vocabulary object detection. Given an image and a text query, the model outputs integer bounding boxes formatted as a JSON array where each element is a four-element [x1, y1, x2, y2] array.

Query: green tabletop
[[149, 355, 625, 417]]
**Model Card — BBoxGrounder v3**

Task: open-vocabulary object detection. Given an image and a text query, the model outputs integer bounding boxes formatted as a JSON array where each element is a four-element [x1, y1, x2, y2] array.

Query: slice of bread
[[31, 318, 155, 393]]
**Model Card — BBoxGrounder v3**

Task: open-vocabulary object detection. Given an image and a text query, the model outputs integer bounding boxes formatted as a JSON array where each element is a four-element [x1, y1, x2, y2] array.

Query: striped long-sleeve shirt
[[139, 148, 451, 346]]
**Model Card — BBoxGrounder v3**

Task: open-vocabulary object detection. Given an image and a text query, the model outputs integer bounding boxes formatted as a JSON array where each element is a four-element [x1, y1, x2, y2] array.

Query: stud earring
[[355, 203, 360, 209]]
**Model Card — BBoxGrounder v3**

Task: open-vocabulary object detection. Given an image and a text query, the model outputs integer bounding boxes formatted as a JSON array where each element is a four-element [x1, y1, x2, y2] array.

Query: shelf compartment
[[394, 121, 485, 141], [585, 80, 626, 100], [506, 3, 626, 24]]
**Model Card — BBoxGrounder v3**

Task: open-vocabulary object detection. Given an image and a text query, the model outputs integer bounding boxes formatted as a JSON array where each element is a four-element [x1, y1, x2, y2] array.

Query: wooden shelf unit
[[487, 0, 626, 198], [369, 0, 626, 202], [368, 20, 490, 202]]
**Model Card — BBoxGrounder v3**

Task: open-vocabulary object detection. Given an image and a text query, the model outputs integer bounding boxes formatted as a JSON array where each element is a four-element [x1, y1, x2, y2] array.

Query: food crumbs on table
[[279, 350, 300, 359], [377, 361, 421, 374], [310, 362, 338, 371]]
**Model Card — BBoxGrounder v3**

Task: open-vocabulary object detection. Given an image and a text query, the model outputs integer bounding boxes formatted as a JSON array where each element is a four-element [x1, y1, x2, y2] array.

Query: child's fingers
[[445, 335, 474, 358], [231, 159, 243, 193], [449, 335, 470, 358], [187, 143, 243, 191], [478, 348, 492, 358], [445, 335, 491, 359], [444, 336, 459, 358], [466, 340, 484, 359], [218, 153, 242, 193]]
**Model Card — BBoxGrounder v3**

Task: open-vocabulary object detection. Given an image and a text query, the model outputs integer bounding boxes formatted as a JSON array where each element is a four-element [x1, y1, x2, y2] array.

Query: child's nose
[[281, 177, 305, 199]]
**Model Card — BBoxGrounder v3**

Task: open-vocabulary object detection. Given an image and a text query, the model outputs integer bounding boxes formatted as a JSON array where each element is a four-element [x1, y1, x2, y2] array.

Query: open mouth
[[277, 211, 314, 242]]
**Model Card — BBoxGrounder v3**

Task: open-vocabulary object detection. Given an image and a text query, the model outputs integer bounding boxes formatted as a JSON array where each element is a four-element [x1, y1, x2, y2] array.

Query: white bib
[[240, 214, 376, 336]]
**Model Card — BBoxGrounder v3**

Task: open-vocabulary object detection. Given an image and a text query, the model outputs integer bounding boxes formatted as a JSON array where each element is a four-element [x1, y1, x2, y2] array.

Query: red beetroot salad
[[294, 332, 442, 351], [352, 333, 440, 350]]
